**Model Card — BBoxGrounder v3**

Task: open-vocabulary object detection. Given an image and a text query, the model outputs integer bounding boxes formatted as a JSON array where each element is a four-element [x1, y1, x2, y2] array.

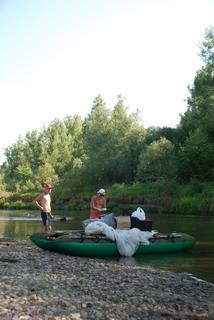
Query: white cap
[[97, 188, 105, 195]]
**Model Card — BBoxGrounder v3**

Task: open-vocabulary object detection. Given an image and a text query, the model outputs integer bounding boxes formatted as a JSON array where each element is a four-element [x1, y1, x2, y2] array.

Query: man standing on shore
[[32, 183, 54, 232]]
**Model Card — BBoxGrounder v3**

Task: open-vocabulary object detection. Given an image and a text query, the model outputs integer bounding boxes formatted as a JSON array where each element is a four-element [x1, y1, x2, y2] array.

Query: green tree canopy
[[137, 137, 177, 182]]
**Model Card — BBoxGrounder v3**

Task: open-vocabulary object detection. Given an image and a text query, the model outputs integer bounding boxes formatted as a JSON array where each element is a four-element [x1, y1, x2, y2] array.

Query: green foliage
[[145, 126, 186, 146], [179, 27, 214, 182], [178, 179, 204, 196], [2, 114, 85, 193], [80, 95, 146, 187], [108, 180, 178, 199], [179, 129, 214, 181], [108, 183, 145, 197], [199, 26, 214, 64], [171, 195, 210, 215], [0, 168, 6, 192], [0, 199, 34, 209], [137, 137, 177, 182]]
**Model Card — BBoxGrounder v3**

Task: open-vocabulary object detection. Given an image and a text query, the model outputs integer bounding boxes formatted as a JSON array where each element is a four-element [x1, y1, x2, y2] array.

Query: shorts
[[41, 212, 52, 226], [89, 209, 101, 219]]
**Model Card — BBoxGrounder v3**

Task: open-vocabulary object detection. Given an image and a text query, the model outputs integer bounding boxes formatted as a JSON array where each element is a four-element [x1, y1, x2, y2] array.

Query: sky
[[0, 0, 213, 164]]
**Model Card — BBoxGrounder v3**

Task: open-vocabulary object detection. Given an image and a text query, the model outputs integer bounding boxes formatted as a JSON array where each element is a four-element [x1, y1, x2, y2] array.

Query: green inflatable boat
[[30, 231, 196, 257]]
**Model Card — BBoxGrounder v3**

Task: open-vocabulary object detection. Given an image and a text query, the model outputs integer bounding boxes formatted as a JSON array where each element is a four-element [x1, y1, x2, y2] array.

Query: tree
[[200, 26, 214, 65], [106, 96, 146, 183], [179, 26, 214, 181], [0, 167, 6, 192], [137, 137, 177, 182], [81, 95, 111, 186], [82, 95, 146, 187], [4, 138, 30, 191], [178, 129, 214, 181], [180, 27, 214, 137]]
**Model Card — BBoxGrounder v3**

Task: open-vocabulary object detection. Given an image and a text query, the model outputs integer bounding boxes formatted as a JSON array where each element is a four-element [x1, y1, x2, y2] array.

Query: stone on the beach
[[0, 241, 213, 320]]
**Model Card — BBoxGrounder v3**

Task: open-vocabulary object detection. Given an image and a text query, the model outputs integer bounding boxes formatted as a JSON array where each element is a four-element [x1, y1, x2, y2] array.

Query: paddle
[[59, 217, 67, 222], [51, 216, 68, 222]]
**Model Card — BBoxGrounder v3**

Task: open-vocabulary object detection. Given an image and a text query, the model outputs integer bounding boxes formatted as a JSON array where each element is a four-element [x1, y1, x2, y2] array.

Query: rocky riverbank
[[0, 239, 213, 320]]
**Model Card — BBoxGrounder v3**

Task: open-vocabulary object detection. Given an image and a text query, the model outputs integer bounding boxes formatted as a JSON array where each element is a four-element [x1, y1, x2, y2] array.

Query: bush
[[0, 199, 35, 210], [172, 195, 210, 215]]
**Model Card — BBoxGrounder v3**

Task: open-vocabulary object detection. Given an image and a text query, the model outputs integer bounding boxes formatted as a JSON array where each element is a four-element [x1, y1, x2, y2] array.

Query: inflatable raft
[[30, 231, 196, 257]]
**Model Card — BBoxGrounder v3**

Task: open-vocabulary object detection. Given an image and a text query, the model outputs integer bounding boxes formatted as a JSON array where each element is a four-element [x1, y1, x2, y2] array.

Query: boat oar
[[52, 216, 68, 222], [59, 217, 67, 222]]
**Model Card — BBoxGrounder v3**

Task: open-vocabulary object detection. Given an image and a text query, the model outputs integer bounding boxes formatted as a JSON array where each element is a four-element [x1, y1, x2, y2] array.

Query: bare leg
[[47, 225, 52, 232]]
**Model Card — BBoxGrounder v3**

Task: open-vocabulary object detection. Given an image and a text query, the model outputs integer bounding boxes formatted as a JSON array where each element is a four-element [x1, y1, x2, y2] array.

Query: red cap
[[43, 183, 53, 189]]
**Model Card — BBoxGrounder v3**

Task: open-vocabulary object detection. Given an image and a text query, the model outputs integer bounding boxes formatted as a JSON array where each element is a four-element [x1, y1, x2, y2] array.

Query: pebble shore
[[0, 239, 213, 320]]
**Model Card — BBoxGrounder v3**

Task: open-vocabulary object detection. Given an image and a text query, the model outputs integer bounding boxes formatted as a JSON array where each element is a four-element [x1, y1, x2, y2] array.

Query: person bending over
[[90, 188, 107, 219]]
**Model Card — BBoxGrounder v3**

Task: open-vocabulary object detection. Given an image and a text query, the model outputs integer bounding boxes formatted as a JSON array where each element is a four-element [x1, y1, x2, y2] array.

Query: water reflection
[[0, 210, 75, 240], [110, 252, 195, 270], [118, 256, 138, 265], [111, 250, 214, 283]]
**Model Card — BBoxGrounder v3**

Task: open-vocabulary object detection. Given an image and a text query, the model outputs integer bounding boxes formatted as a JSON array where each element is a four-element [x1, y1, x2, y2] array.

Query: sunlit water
[[0, 210, 213, 284]]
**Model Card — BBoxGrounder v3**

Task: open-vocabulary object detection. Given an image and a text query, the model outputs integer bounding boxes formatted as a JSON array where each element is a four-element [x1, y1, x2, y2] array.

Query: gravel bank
[[0, 239, 213, 320]]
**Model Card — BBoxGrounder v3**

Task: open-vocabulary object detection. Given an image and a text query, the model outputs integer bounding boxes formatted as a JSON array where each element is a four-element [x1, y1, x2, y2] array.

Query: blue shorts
[[41, 212, 52, 226]]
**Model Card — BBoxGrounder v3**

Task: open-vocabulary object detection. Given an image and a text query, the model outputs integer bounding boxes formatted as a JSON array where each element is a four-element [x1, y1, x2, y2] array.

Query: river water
[[0, 210, 213, 284]]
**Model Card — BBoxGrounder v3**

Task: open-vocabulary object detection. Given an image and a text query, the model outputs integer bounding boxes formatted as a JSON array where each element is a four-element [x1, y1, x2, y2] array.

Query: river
[[0, 209, 213, 284]]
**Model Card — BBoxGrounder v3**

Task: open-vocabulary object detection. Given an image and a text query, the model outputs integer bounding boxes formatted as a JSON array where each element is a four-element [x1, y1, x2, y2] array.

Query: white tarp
[[85, 221, 154, 257]]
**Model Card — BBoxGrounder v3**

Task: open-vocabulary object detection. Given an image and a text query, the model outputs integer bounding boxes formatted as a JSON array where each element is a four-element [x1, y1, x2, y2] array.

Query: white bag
[[131, 207, 146, 221]]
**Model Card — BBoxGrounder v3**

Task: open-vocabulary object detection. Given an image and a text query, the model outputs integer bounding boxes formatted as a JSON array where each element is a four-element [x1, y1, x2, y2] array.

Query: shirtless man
[[32, 183, 54, 232], [90, 188, 107, 219]]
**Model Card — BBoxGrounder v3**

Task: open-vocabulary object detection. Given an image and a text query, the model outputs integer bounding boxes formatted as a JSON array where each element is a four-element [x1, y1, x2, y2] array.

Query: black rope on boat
[[47, 231, 68, 241], [80, 233, 85, 243], [169, 234, 176, 241], [166, 234, 177, 240], [79, 233, 104, 243], [91, 235, 101, 243], [151, 233, 180, 241]]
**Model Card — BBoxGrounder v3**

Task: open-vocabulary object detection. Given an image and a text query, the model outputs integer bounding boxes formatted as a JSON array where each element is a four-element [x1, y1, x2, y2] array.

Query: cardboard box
[[115, 216, 131, 229]]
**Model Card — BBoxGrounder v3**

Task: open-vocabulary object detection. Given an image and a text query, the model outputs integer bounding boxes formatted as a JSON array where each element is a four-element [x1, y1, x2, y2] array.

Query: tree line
[[0, 27, 213, 203]]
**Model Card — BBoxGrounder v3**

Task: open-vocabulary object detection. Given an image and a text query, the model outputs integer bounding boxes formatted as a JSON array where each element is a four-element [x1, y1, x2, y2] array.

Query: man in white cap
[[90, 188, 107, 219]]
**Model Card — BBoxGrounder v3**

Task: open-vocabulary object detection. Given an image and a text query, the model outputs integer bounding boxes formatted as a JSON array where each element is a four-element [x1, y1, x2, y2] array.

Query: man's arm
[[94, 199, 107, 212], [32, 194, 44, 211], [102, 198, 107, 211]]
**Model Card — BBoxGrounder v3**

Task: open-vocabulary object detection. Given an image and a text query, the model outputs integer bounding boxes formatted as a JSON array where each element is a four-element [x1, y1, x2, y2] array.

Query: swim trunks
[[41, 212, 52, 226]]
